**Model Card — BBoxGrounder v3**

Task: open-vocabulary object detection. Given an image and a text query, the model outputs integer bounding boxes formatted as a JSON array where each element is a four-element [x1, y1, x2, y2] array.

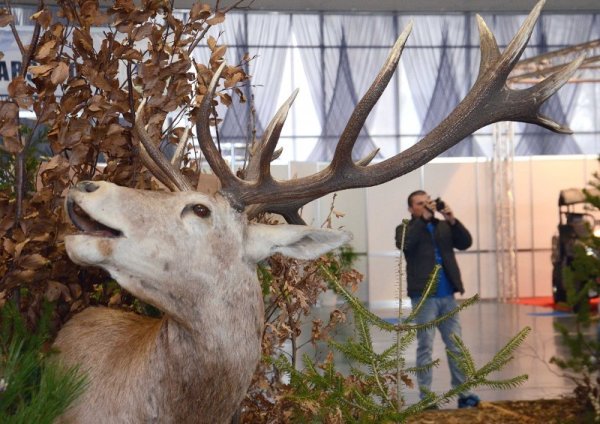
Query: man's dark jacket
[[396, 217, 472, 298]]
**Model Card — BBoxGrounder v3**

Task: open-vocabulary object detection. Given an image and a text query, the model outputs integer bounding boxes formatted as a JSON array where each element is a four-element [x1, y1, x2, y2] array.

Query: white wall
[[284, 155, 598, 306], [364, 155, 598, 306]]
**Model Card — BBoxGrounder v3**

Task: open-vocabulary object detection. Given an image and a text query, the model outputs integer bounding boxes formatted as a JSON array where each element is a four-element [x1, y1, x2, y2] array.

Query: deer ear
[[245, 223, 352, 263]]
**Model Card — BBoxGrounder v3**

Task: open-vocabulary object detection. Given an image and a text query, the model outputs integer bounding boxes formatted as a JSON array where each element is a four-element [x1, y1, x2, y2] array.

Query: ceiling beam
[[244, 0, 600, 13], [9, 0, 600, 13]]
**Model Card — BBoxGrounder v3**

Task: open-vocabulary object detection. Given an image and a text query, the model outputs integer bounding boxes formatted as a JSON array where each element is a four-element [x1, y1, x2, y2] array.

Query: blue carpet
[[527, 311, 573, 317]]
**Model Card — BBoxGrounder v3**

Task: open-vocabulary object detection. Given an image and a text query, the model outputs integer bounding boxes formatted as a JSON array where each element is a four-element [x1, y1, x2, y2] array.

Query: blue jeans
[[410, 295, 466, 398]]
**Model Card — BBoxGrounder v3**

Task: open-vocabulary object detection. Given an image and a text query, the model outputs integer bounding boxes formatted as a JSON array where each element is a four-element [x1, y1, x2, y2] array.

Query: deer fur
[[54, 181, 350, 423]]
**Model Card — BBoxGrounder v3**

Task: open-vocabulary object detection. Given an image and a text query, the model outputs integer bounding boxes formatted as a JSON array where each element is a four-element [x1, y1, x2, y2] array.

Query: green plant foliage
[[0, 125, 48, 193], [551, 162, 600, 420], [0, 302, 87, 423], [257, 263, 274, 296], [270, 229, 531, 422]]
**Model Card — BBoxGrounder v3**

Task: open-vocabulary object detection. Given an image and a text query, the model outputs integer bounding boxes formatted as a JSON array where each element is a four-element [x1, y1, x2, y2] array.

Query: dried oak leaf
[[116, 46, 142, 61], [69, 283, 83, 300], [9, 269, 37, 284], [210, 45, 227, 63], [30, 9, 52, 29], [60, 87, 91, 115], [73, 28, 95, 56], [30, 63, 56, 78], [206, 11, 225, 26], [190, 3, 211, 21], [3, 237, 15, 255], [207, 35, 217, 50], [218, 92, 232, 107], [0, 215, 13, 235], [8, 76, 34, 108], [82, 67, 114, 91], [39, 155, 70, 183], [44, 280, 69, 302], [0, 100, 18, 120], [69, 141, 96, 166], [34, 101, 58, 124], [51, 62, 69, 85], [0, 12, 14, 27], [224, 71, 244, 88], [0, 103, 20, 153], [80, 0, 108, 26], [132, 22, 153, 41], [36, 39, 57, 60], [19, 253, 50, 270]]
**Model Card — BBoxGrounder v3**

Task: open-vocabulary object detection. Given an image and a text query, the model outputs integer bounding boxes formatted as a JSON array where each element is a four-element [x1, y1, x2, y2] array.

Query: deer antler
[[134, 99, 193, 191], [196, 0, 582, 224]]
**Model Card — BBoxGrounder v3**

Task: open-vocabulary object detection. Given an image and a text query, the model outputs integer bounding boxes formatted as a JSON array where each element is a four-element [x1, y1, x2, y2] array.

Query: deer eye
[[192, 204, 211, 218]]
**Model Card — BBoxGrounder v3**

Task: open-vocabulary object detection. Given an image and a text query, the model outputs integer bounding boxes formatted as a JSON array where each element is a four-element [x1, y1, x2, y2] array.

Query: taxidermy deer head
[[54, 1, 583, 422]]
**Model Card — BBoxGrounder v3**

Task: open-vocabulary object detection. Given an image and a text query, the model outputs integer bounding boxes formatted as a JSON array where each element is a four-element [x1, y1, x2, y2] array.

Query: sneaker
[[458, 394, 480, 408]]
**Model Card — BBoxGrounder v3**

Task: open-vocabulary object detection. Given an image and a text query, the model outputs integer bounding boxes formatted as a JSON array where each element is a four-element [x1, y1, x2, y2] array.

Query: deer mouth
[[66, 199, 123, 238]]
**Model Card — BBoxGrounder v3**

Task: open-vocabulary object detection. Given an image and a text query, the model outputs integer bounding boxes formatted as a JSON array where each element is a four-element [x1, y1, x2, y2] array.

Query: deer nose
[[76, 181, 100, 193]]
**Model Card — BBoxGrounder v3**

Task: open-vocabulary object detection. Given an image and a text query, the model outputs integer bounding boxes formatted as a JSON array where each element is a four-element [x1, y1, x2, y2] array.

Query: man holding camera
[[395, 190, 479, 409]]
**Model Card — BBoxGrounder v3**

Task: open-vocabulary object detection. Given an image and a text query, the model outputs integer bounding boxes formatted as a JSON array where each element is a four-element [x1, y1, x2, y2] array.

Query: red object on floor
[[512, 296, 599, 309], [512, 297, 555, 307]]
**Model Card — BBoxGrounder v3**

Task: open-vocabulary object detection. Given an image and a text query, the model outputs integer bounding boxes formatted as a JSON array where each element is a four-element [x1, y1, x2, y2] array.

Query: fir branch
[[356, 316, 391, 405], [447, 334, 477, 377], [480, 375, 530, 390], [405, 359, 440, 375], [356, 313, 373, 347], [395, 219, 409, 414], [405, 266, 440, 321], [399, 390, 440, 418], [330, 339, 375, 364], [404, 294, 480, 332], [379, 343, 399, 361], [320, 264, 396, 332], [0, 303, 87, 422], [477, 326, 531, 376], [345, 388, 388, 417]]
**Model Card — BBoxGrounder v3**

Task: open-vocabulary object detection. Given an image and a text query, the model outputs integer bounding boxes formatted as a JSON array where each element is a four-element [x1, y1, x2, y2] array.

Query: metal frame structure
[[493, 41, 600, 301]]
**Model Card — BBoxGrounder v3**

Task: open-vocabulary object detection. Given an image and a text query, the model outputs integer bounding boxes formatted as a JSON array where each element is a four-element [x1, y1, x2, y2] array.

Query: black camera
[[434, 197, 446, 211]]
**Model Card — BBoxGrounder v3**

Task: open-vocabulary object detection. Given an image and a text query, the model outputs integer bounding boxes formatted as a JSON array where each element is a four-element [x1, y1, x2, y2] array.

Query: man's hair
[[407, 190, 427, 208]]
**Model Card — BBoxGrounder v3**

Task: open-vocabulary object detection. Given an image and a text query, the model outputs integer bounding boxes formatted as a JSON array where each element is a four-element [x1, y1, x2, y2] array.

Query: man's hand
[[422, 199, 435, 221], [439, 203, 457, 225]]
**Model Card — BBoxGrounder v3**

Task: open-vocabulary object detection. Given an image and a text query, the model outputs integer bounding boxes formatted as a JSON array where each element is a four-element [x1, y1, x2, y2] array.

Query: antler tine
[[499, 0, 545, 78], [171, 125, 191, 169], [244, 89, 299, 183], [330, 21, 413, 171], [232, 0, 582, 225], [272, 147, 283, 161], [356, 148, 380, 167], [139, 145, 179, 192], [475, 15, 501, 81], [361, 0, 581, 176], [257, 89, 299, 182], [512, 54, 585, 133], [196, 62, 240, 193], [134, 99, 193, 191]]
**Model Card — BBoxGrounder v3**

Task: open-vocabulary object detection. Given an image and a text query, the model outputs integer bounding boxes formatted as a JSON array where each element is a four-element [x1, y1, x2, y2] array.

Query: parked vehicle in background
[[551, 188, 600, 305]]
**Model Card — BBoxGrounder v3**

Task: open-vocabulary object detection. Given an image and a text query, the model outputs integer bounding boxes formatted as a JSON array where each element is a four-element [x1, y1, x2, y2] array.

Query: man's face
[[409, 193, 430, 218]]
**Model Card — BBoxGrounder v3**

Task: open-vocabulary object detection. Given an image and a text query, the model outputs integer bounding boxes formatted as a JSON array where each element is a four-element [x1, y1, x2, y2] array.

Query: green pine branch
[[273, 238, 533, 421], [0, 302, 87, 423]]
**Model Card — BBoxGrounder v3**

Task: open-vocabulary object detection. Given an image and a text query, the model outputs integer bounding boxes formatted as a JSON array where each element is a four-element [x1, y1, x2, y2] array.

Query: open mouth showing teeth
[[66, 199, 123, 238]]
